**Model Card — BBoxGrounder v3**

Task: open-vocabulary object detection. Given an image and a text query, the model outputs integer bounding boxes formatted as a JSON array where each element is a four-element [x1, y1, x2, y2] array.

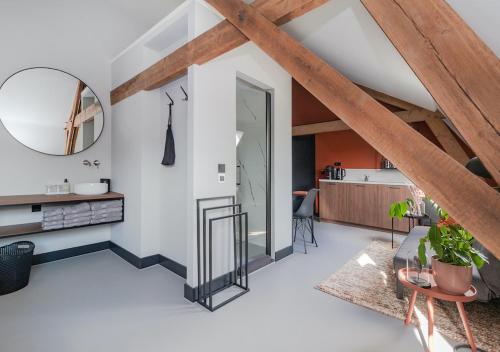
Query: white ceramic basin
[[74, 183, 108, 195]]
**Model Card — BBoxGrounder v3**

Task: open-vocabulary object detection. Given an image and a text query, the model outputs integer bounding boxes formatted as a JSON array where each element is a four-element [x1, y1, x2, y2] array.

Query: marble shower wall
[[236, 82, 267, 239]]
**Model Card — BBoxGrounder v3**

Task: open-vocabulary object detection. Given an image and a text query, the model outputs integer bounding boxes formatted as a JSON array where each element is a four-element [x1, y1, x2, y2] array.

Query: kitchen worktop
[[319, 179, 414, 186]]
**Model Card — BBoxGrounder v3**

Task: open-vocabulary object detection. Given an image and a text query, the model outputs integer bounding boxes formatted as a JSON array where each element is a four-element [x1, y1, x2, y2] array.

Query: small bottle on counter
[[62, 179, 70, 194]]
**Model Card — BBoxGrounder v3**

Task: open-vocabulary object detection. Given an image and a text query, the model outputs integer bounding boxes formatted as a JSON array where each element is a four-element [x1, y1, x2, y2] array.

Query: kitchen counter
[[319, 179, 413, 187], [319, 181, 413, 232]]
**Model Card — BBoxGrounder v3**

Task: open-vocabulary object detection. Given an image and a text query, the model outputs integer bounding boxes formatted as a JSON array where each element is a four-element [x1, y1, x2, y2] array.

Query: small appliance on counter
[[381, 158, 396, 169], [333, 162, 346, 180], [321, 165, 335, 180]]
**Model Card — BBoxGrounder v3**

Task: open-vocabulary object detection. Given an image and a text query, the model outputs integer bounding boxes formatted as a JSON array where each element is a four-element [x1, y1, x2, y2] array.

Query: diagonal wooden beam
[[273, 0, 328, 26], [206, 0, 500, 257], [361, 0, 500, 183], [424, 112, 470, 165], [64, 81, 85, 155], [357, 84, 420, 111], [111, 0, 327, 105]]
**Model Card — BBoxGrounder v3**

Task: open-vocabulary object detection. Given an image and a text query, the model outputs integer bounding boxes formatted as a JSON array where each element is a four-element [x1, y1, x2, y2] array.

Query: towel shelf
[[0, 192, 124, 207], [0, 192, 124, 239]]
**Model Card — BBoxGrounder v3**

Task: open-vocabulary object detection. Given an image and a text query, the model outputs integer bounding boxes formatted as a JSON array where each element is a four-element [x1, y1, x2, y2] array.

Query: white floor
[[0, 222, 459, 352]]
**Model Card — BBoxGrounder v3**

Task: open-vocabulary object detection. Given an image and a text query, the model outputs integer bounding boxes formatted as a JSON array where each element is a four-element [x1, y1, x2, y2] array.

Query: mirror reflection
[[0, 68, 104, 155]]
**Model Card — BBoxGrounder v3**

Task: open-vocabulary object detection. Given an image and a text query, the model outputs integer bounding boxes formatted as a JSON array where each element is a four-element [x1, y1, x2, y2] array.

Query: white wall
[[186, 40, 292, 286], [0, 2, 115, 253], [0, 0, 184, 255], [111, 80, 189, 260], [141, 76, 188, 262], [110, 76, 188, 262], [110, 3, 191, 262]]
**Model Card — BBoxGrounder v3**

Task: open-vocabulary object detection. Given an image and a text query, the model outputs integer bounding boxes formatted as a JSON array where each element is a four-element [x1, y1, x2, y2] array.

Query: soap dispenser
[[62, 178, 71, 194]]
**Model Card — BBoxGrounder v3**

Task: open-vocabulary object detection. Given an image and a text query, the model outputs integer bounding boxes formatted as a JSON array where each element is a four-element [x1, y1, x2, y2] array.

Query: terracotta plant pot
[[431, 256, 472, 295]]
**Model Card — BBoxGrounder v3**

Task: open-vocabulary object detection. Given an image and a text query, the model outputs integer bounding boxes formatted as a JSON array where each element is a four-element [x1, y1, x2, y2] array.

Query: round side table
[[398, 268, 479, 352]]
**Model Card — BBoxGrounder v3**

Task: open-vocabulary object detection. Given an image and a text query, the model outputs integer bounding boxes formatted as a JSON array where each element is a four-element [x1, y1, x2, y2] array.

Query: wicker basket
[[0, 241, 35, 295]]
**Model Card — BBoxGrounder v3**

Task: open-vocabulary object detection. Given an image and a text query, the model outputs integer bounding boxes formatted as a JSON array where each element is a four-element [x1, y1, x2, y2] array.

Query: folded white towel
[[43, 214, 64, 222], [64, 219, 90, 228], [64, 216, 91, 225], [63, 202, 90, 215], [42, 223, 64, 230], [43, 208, 63, 217], [64, 211, 92, 220], [90, 200, 122, 211], [92, 212, 122, 221], [90, 215, 122, 224], [42, 220, 64, 227], [91, 207, 122, 216]]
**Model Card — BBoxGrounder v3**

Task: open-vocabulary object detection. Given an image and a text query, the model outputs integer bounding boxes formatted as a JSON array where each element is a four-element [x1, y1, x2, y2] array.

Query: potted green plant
[[388, 198, 414, 219], [418, 205, 488, 294]]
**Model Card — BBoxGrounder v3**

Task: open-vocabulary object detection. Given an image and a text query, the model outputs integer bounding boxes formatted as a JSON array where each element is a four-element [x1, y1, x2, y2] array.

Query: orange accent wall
[[315, 130, 383, 177]]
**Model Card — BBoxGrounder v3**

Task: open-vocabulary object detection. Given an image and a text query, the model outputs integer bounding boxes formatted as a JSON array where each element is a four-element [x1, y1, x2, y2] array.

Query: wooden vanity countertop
[[0, 192, 124, 207]]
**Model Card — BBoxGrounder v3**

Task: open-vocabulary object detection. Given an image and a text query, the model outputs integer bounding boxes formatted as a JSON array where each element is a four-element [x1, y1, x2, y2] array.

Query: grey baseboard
[[184, 272, 233, 302], [159, 255, 187, 278], [32, 240, 187, 279], [32, 241, 110, 265], [109, 241, 143, 268], [275, 245, 293, 261]]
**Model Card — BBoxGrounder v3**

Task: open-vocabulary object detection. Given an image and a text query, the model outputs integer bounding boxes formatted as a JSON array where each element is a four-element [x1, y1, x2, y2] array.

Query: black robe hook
[[180, 85, 188, 101], [165, 91, 174, 106]]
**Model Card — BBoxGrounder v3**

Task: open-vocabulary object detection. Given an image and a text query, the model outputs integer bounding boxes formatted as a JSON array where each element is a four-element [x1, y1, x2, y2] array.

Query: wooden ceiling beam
[[361, 0, 500, 183], [292, 108, 428, 136], [293, 120, 349, 136], [205, 0, 500, 257], [73, 103, 103, 127], [273, 0, 328, 26], [357, 84, 421, 111], [424, 112, 470, 165], [111, 0, 327, 105]]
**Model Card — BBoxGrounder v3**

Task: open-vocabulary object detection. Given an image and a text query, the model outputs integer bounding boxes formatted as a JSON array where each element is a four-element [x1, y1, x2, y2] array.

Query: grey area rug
[[316, 240, 500, 352]]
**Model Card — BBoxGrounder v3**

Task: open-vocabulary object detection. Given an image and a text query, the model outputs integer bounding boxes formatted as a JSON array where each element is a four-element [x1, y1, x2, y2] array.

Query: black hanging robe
[[161, 102, 175, 165]]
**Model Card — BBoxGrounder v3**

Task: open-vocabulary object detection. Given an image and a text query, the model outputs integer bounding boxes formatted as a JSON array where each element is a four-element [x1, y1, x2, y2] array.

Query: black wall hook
[[165, 91, 174, 106], [180, 85, 188, 101]]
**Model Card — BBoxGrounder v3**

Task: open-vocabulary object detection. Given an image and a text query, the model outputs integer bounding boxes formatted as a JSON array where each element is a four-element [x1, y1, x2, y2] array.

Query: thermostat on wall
[[218, 163, 226, 183]]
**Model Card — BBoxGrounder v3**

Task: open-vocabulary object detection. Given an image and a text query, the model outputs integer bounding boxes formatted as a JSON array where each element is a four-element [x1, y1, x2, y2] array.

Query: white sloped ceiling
[[281, 0, 500, 111]]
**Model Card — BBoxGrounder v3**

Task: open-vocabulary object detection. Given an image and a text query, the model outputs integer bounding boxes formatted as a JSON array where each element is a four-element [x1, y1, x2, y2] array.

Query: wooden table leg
[[426, 296, 434, 352], [457, 302, 477, 352], [405, 290, 418, 325]]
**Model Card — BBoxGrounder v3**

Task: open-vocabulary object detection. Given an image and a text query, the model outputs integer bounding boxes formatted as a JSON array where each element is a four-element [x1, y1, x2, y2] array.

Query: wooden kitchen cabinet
[[319, 182, 348, 222], [377, 184, 412, 231], [319, 181, 412, 232]]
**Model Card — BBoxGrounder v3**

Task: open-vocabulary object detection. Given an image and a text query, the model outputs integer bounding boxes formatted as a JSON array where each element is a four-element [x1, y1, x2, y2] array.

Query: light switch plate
[[218, 163, 226, 183]]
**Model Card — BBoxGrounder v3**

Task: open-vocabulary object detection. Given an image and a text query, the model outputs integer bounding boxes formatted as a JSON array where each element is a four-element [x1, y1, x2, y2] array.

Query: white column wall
[[186, 41, 292, 287]]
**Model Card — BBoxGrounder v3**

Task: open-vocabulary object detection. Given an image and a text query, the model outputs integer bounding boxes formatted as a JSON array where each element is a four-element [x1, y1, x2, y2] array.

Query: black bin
[[0, 241, 35, 295]]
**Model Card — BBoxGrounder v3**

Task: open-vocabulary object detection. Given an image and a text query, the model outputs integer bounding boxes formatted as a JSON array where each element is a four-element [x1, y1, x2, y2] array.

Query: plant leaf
[[471, 253, 486, 269], [428, 225, 443, 258], [418, 240, 427, 266]]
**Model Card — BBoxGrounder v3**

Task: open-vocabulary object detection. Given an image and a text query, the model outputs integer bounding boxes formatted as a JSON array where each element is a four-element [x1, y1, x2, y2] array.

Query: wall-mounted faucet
[[364, 174, 369, 182], [82, 160, 101, 168]]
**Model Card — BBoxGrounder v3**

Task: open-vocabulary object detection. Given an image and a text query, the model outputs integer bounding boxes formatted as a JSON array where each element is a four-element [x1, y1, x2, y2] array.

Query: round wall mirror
[[0, 67, 104, 156]]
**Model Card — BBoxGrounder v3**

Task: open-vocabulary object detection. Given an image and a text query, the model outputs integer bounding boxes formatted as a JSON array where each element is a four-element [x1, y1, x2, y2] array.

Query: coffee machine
[[333, 162, 346, 180], [321, 165, 335, 180]]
